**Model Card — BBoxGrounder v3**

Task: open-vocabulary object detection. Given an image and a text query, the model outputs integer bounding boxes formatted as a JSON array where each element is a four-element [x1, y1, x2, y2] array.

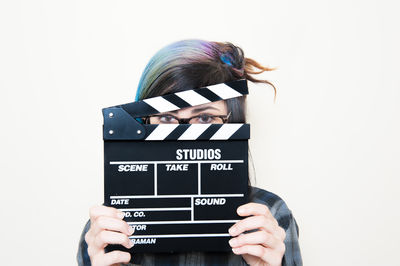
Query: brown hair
[[136, 40, 276, 123]]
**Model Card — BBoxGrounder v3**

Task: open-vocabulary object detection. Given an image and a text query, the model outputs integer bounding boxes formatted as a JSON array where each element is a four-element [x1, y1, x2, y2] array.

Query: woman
[[78, 40, 302, 266]]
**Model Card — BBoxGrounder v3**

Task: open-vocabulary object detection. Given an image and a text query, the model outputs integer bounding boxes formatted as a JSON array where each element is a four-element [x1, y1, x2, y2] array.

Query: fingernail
[[237, 207, 245, 215], [129, 239, 134, 248], [232, 248, 239, 254], [117, 211, 125, 219], [229, 238, 237, 247], [228, 226, 236, 235], [128, 226, 135, 235]]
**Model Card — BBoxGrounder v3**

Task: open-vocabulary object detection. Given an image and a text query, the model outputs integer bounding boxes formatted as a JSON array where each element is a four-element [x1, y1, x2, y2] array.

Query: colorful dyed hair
[[135, 39, 276, 123]]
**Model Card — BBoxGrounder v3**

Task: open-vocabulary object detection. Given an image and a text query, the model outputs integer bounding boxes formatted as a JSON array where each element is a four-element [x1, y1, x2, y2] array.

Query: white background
[[1, 0, 399, 265]]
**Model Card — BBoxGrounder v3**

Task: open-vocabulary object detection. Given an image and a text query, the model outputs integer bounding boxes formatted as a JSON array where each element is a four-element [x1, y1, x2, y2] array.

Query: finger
[[87, 243, 103, 259], [94, 230, 134, 250], [232, 244, 282, 266], [277, 226, 286, 241], [237, 203, 274, 219], [229, 230, 281, 250], [229, 215, 279, 237], [85, 230, 93, 246], [91, 250, 131, 266], [85, 230, 104, 258], [91, 216, 134, 236], [89, 205, 124, 222], [86, 218, 133, 249]]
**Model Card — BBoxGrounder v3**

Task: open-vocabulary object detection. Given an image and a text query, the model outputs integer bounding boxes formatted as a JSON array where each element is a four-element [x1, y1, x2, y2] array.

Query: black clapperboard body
[[103, 80, 250, 253]]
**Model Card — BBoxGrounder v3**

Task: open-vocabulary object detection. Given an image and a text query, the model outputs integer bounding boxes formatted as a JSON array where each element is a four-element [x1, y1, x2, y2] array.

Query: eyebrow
[[190, 106, 220, 113], [163, 106, 221, 115]]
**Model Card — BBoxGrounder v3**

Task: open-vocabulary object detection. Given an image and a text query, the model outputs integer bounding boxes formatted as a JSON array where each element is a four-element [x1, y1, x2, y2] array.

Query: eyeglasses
[[143, 112, 231, 124]]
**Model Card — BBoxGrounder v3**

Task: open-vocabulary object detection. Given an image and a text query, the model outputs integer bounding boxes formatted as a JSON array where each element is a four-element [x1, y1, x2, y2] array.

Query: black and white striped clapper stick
[[103, 79, 250, 254]]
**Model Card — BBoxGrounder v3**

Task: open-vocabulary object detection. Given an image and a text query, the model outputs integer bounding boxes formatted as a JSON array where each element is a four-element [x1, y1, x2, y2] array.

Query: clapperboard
[[103, 79, 250, 253]]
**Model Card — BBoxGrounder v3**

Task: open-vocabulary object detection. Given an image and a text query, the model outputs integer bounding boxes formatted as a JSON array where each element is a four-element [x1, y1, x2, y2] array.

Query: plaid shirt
[[77, 186, 302, 266]]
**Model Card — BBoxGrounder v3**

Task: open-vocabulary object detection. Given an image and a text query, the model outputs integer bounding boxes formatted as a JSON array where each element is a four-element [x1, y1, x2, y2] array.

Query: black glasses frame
[[143, 112, 231, 124]]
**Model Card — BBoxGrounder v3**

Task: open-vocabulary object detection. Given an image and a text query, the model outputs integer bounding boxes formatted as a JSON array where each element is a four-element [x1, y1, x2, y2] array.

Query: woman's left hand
[[228, 203, 286, 266]]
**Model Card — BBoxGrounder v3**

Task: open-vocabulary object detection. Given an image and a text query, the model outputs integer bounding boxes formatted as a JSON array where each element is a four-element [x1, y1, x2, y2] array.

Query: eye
[[196, 115, 214, 124], [159, 115, 178, 124]]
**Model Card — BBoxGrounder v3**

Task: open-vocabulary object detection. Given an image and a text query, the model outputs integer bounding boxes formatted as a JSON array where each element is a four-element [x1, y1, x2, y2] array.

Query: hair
[[135, 39, 276, 123]]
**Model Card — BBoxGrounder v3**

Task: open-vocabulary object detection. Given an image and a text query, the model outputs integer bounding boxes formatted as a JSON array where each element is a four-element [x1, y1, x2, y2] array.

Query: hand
[[228, 203, 286, 266], [85, 205, 134, 266]]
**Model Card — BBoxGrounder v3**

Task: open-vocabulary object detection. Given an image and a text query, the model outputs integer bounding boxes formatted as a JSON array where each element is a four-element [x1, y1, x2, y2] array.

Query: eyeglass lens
[[149, 115, 225, 124]]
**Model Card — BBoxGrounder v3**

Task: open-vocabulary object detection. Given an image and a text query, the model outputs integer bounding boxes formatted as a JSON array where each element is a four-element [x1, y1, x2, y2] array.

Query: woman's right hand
[[85, 205, 135, 266]]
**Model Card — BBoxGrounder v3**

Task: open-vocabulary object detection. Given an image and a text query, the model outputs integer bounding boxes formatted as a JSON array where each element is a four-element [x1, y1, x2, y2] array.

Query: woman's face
[[148, 100, 229, 124]]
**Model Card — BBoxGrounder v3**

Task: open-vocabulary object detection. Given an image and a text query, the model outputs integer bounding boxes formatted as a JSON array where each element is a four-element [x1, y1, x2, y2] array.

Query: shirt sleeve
[[279, 210, 302, 266], [77, 220, 92, 266]]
